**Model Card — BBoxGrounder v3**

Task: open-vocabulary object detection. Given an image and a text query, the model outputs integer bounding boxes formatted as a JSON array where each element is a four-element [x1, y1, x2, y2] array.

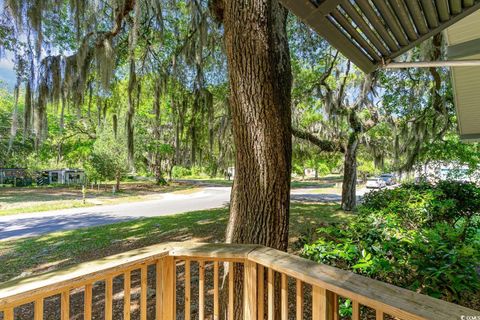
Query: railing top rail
[[247, 246, 476, 320], [169, 242, 261, 259], [0, 243, 171, 307], [0, 241, 477, 320]]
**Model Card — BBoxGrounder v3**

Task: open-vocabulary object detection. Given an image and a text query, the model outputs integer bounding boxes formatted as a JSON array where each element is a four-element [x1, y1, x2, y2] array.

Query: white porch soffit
[[445, 10, 480, 142], [280, 0, 480, 143], [279, 0, 480, 73]]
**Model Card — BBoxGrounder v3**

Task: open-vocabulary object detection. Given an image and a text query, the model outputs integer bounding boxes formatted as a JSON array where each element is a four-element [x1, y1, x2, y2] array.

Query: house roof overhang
[[280, 0, 480, 73], [445, 10, 480, 142], [281, 0, 480, 143]]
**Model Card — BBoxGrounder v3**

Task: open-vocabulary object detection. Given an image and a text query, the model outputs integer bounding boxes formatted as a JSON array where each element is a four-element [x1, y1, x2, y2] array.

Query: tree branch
[[292, 128, 344, 153]]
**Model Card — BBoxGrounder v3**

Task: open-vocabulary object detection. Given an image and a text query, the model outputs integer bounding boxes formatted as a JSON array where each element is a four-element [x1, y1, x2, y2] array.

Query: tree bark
[[222, 0, 292, 317], [115, 173, 121, 192], [224, 0, 292, 252], [341, 131, 359, 211]]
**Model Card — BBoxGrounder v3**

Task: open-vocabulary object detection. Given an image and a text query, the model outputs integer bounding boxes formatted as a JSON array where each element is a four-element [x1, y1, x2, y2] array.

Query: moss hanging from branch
[[23, 80, 32, 139], [95, 38, 116, 91], [7, 82, 20, 154], [7, 0, 136, 139], [69, 0, 85, 41], [126, 0, 140, 167], [26, 0, 43, 56], [112, 113, 118, 139]]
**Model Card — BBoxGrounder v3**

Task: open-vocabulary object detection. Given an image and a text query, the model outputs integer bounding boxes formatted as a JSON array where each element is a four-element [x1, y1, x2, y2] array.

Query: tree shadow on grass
[[0, 208, 230, 282], [0, 203, 353, 283], [0, 191, 80, 205]]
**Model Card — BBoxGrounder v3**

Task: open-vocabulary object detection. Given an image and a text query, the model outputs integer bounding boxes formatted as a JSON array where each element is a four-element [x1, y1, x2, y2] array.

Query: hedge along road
[[0, 186, 376, 241]]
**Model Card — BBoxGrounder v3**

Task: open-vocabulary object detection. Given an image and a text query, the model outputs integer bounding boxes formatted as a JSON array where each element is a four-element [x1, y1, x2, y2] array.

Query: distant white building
[[303, 168, 317, 178], [415, 162, 479, 184], [38, 169, 86, 185], [227, 167, 235, 179]]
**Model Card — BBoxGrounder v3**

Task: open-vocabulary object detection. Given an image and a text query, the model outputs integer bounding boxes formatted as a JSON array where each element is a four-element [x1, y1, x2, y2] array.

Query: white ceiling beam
[[381, 60, 480, 68]]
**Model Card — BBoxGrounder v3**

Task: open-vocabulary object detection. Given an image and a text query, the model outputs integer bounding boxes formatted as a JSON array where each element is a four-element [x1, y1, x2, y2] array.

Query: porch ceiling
[[280, 0, 480, 73], [445, 10, 480, 142]]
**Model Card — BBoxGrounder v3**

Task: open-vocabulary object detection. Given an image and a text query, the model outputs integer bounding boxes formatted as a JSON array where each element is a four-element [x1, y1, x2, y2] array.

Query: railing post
[[3, 307, 13, 320], [157, 256, 175, 320], [352, 300, 360, 320], [244, 260, 258, 320], [257, 265, 265, 320], [312, 286, 335, 320]]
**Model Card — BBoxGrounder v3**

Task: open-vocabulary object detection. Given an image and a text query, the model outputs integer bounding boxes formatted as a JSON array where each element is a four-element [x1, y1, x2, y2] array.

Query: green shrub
[[190, 166, 204, 177], [303, 181, 480, 307], [171, 166, 191, 178]]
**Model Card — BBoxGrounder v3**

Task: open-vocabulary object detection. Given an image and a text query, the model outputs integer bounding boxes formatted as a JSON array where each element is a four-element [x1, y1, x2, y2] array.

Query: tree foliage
[[303, 181, 480, 308], [0, 1, 478, 192], [91, 125, 129, 189]]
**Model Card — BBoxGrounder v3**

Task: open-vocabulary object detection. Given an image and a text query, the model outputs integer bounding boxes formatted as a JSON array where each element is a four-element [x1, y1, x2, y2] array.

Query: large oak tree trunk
[[220, 0, 293, 318], [224, 0, 292, 253], [222, 0, 293, 317]]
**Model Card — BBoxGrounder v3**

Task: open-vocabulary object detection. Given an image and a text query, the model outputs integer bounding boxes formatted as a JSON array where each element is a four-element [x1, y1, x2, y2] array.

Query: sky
[[0, 57, 16, 88], [0, 0, 16, 89]]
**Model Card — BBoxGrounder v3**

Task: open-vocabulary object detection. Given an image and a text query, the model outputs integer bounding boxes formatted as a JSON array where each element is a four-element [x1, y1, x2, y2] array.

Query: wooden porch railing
[[0, 242, 478, 319]]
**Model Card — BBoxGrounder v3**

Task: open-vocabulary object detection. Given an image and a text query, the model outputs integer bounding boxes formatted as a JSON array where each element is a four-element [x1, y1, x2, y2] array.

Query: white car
[[379, 173, 396, 186], [366, 177, 387, 189]]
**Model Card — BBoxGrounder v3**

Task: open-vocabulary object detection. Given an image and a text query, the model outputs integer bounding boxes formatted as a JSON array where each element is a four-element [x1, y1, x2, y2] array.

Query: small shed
[[0, 168, 32, 186], [37, 169, 85, 185]]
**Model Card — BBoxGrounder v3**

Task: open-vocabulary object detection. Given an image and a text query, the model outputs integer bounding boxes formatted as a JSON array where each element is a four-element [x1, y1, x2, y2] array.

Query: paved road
[[0, 187, 231, 241], [0, 186, 380, 241]]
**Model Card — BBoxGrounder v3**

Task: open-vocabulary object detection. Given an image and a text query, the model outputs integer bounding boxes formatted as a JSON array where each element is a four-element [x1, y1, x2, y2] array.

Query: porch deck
[[0, 242, 477, 319]]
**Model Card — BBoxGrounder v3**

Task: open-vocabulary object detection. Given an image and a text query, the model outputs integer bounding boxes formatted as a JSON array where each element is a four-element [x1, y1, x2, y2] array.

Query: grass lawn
[[0, 182, 196, 216], [0, 202, 352, 283]]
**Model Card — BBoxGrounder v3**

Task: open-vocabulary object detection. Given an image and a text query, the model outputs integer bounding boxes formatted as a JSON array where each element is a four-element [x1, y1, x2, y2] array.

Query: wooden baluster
[[312, 286, 322, 320], [124, 271, 131, 320], [61, 290, 70, 320], [199, 260, 205, 320], [257, 265, 265, 320], [296, 279, 303, 320], [267, 268, 274, 320], [228, 262, 234, 320], [352, 301, 360, 320], [156, 261, 162, 320], [3, 307, 14, 320], [184, 260, 191, 320], [244, 261, 257, 320], [326, 290, 335, 319], [312, 286, 335, 320], [333, 293, 339, 320], [376, 310, 384, 319], [105, 277, 113, 320], [140, 265, 147, 320], [160, 256, 176, 319], [213, 261, 220, 320], [34, 298, 43, 320], [84, 283, 92, 320], [281, 273, 288, 320], [173, 260, 177, 318]]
